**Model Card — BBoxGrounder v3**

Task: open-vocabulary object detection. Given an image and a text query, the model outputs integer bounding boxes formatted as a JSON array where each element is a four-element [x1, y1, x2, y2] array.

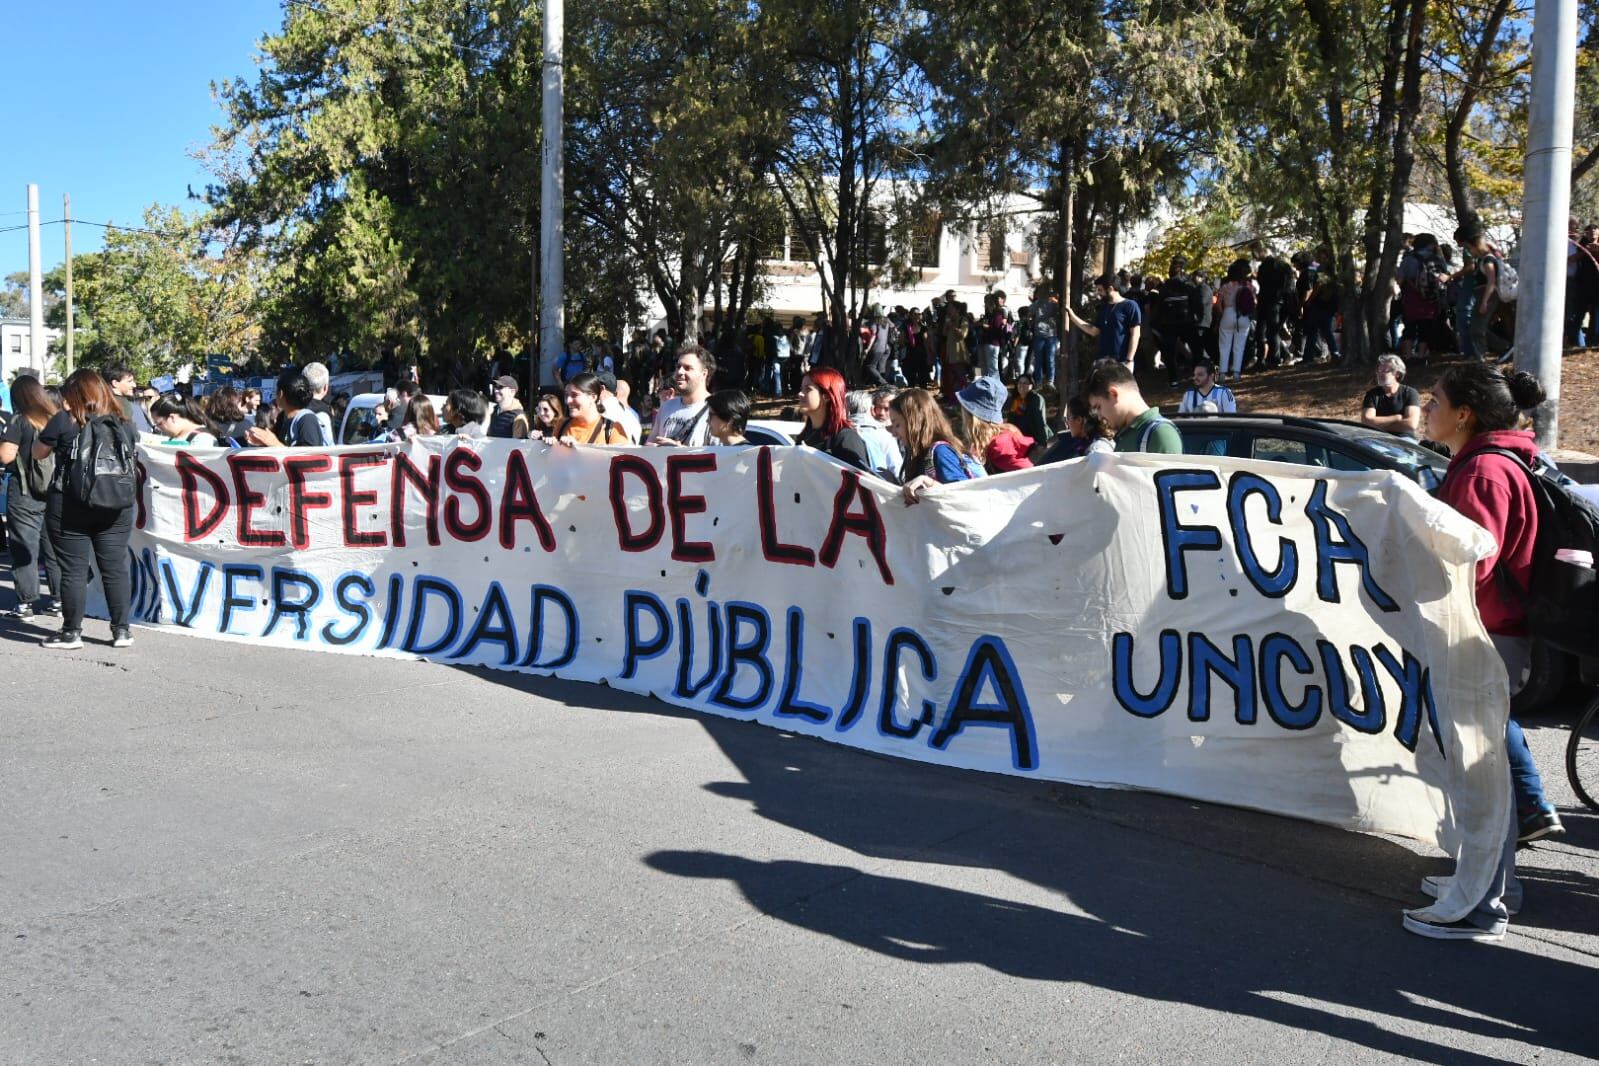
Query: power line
[[0, 218, 190, 238]]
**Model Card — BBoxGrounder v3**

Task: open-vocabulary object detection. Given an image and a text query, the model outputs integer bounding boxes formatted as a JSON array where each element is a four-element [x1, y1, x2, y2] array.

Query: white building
[[749, 204, 1049, 321], [1, 317, 62, 385]]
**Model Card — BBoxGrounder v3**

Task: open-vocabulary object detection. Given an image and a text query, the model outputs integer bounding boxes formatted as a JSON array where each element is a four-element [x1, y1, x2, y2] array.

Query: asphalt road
[[2, 603, 1596, 1065]]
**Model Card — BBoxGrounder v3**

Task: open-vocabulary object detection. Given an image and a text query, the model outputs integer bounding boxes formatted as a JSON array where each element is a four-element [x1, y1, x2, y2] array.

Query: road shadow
[[642, 713, 1599, 1064]]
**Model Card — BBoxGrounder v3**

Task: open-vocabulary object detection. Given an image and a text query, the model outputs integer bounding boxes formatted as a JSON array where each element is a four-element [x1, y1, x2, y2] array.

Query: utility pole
[[538, 0, 564, 389], [64, 194, 75, 374], [1059, 139, 1077, 400], [1516, 0, 1578, 450], [27, 184, 44, 375]]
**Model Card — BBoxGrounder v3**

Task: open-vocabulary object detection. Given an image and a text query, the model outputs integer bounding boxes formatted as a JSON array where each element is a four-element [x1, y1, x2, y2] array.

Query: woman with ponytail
[[1405, 365, 1562, 941]]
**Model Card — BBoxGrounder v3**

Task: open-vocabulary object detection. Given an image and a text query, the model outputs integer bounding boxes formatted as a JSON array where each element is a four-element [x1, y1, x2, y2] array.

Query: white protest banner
[[127, 441, 1508, 919]]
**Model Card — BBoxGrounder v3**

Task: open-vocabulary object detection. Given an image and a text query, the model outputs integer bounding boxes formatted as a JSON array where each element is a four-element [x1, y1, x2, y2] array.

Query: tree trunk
[[1443, 0, 1513, 232]]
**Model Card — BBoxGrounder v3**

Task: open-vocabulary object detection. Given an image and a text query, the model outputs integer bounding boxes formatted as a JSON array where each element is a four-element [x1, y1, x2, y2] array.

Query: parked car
[[744, 419, 806, 447], [1170, 412, 1450, 489], [1170, 410, 1590, 711], [339, 392, 490, 443]]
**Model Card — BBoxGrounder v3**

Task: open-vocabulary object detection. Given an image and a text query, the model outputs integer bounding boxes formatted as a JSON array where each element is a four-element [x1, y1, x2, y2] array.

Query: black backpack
[[63, 415, 137, 510], [1478, 447, 1599, 659]]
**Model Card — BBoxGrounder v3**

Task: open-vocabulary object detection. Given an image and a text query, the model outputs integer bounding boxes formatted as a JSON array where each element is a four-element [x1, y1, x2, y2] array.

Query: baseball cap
[[492, 375, 518, 391]]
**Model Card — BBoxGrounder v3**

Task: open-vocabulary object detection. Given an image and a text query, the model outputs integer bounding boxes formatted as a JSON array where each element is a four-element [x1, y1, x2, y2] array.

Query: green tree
[[210, 0, 540, 375], [565, 0, 789, 345], [1227, 0, 1433, 364], [43, 205, 260, 381], [764, 0, 924, 364]]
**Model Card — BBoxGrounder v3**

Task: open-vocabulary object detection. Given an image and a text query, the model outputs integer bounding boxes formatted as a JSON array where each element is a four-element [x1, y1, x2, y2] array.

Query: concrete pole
[[27, 184, 44, 375], [1515, 0, 1578, 450], [64, 194, 75, 374], [538, 0, 564, 386]]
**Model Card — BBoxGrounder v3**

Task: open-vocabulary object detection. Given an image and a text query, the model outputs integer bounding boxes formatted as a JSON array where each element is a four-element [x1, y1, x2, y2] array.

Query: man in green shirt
[[1085, 361, 1184, 454]]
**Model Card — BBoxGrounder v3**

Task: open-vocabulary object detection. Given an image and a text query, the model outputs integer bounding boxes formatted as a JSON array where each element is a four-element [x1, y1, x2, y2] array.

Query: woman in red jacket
[[955, 376, 1033, 474], [1407, 364, 1562, 941]]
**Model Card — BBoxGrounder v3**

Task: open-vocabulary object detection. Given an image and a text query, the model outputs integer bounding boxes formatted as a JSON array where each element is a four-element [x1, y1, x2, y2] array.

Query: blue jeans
[[1302, 313, 1340, 362], [1455, 298, 1476, 359], [760, 358, 784, 396], [979, 344, 1001, 378], [1030, 336, 1059, 386], [1507, 718, 1551, 815]]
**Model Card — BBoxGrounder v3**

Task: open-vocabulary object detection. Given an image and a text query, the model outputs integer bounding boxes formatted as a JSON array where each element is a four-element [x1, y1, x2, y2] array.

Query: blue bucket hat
[[956, 375, 1008, 424]]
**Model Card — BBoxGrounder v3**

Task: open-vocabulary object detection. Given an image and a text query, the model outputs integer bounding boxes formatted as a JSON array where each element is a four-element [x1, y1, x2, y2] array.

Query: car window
[[1355, 433, 1451, 486], [1251, 436, 1327, 467], [744, 425, 792, 447], [343, 406, 381, 444], [1181, 430, 1232, 458], [1323, 448, 1370, 472]]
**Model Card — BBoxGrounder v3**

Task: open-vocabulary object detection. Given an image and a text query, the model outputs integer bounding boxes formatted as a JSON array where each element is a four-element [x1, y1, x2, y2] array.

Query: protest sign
[[127, 440, 1509, 920]]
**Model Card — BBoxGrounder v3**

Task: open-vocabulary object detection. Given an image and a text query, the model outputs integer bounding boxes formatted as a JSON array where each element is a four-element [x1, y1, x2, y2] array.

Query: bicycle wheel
[[1567, 694, 1599, 812]]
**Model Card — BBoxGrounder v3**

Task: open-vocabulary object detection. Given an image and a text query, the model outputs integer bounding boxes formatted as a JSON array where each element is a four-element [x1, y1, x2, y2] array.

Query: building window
[[9, 335, 21, 353], [790, 216, 821, 263], [861, 207, 889, 266], [758, 228, 788, 263], [988, 222, 1008, 272], [909, 219, 941, 269]]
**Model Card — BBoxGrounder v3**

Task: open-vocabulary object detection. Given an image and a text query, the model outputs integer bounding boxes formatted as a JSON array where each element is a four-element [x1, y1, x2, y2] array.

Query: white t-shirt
[[601, 396, 643, 443], [1179, 384, 1238, 414], [654, 396, 712, 445]]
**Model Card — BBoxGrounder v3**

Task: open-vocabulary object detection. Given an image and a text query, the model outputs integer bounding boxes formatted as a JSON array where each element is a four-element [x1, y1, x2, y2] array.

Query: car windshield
[[1353, 432, 1449, 490]]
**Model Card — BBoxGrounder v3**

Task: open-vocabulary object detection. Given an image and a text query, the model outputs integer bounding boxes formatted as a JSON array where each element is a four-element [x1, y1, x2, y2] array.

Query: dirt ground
[[752, 347, 1599, 455], [1137, 348, 1599, 455]]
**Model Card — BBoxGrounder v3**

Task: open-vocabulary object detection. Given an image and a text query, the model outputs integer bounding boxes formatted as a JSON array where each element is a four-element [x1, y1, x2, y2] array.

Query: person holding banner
[[794, 367, 871, 472], [652, 347, 716, 447], [531, 393, 564, 440], [556, 373, 630, 447], [890, 388, 984, 504], [1084, 362, 1183, 455], [398, 395, 441, 440], [247, 373, 326, 448], [149, 394, 219, 447], [1406, 364, 1563, 942]]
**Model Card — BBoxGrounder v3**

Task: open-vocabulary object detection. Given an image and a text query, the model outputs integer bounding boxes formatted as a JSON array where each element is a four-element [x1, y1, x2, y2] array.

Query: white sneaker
[[1420, 874, 1520, 915], [42, 631, 83, 650], [111, 628, 134, 649], [1402, 908, 1506, 941]]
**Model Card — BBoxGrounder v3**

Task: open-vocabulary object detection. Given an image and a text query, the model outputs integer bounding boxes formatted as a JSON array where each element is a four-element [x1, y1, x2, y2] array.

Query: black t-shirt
[[282, 408, 327, 447], [38, 409, 135, 455], [796, 424, 872, 473], [1158, 277, 1199, 326], [1363, 385, 1420, 437], [1257, 257, 1294, 302], [1, 413, 29, 474]]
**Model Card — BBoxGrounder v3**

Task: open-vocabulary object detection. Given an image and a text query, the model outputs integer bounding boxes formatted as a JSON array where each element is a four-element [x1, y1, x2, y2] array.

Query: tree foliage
[[22, 0, 1575, 381], [41, 206, 260, 381]]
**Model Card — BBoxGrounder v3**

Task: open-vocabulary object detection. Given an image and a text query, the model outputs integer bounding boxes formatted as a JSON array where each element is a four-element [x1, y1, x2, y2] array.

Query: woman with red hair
[[794, 367, 871, 472]]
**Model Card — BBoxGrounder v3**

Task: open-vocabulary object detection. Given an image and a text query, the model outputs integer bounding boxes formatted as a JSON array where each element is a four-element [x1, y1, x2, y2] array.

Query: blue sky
[[1, 0, 285, 282]]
